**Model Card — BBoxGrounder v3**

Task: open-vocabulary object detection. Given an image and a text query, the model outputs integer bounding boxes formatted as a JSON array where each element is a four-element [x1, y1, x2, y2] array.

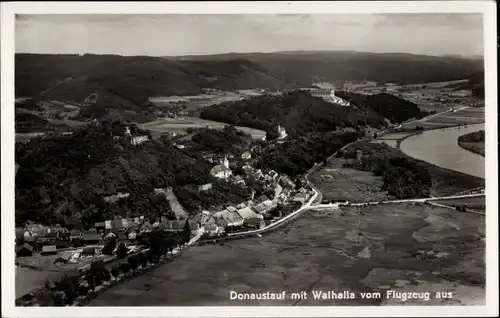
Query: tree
[[78, 283, 89, 297], [57, 276, 78, 305], [127, 254, 140, 274], [182, 220, 191, 244], [102, 236, 117, 255], [89, 260, 106, 287], [138, 252, 148, 268], [110, 266, 120, 279], [119, 262, 130, 276], [116, 243, 128, 258], [86, 274, 96, 293], [53, 290, 66, 306]]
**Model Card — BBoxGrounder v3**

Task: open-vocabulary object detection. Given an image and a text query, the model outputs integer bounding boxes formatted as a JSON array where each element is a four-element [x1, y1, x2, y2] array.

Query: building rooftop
[[237, 207, 262, 220], [210, 164, 231, 174]]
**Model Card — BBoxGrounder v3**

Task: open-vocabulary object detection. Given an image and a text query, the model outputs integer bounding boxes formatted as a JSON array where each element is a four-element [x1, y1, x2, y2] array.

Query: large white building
[[210, 156, 232, 179]]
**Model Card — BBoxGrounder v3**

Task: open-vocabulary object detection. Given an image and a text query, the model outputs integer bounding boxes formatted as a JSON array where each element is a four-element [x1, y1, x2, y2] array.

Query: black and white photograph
[[1, 1, 498, 317]]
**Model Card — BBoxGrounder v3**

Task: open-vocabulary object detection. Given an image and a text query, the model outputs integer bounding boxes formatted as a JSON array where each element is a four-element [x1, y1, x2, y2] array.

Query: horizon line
[[14, 49, 485, 59]]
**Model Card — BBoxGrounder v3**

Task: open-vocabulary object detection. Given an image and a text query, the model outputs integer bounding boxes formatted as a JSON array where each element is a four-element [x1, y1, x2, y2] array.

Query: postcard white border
[[1, 1, 498, 317]]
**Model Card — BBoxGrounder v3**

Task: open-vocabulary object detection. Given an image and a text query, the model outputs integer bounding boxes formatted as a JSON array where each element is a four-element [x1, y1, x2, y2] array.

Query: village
[[15, 121, 315, 302]]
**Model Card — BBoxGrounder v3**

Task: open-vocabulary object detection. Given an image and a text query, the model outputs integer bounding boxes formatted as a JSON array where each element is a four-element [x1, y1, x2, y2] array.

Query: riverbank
[[458, 141, 485, 157], [88, 203, 484, 306], [457, 130, 485, 157], [399, 123, 485, 179]]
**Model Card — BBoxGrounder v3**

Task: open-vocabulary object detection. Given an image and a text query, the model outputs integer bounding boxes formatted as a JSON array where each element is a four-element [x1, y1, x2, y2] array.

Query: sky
[[15, 14, 484, 57]]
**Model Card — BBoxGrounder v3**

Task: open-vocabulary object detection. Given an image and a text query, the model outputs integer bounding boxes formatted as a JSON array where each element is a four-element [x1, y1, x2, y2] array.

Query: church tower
[[222, 155, 229, 169]]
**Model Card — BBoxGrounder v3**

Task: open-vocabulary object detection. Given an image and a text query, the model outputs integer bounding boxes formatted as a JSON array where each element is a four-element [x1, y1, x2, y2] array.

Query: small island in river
[[458, 130, 485, 157]]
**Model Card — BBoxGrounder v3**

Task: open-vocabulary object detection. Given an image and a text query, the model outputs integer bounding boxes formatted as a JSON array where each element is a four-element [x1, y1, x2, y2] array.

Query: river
[[400, 123, 485, 179]]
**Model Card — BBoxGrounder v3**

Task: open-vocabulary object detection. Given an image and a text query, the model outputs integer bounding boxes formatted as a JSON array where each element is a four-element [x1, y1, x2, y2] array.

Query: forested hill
[[15, 53, 301, 106], [335, 92, 425, 124], [15, 123, 213, 226], [16, 52, 483, 107], [169, 51, 483, 85], [199, 90, 424, 136], [445, 71, 485, 98]]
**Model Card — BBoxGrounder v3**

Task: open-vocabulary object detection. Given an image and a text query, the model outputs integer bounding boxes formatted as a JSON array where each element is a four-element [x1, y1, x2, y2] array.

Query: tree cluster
[[335, 91, 425, 124], [200, 91, 387, 137], [256, 131, 360, 178], [343, 143, 432, 199]]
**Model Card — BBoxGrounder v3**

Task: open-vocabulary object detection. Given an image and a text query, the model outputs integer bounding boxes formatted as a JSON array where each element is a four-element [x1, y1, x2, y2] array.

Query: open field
[[165, 190, 188, 219], [138, 116, 266, 140], [46, 118, 88, 128], [16, 266, 76, 299], [435, 197, 486, 212], [89, 203, 484, 306], [371, 139, 398, 148], [423, 107, 485, 126], [378, 132, 416, 140], [309, 158, 390, 203]]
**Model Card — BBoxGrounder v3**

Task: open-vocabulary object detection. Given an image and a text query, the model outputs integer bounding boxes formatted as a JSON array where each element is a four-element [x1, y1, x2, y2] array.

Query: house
[[38, 231, 59, 244], [94, 222, 106, 229], [210, 156, 232, 179], [194, 211, 217, 228], [241, 151, 252, 160], [233, 175, 246, 186], [227, 206, 237, 213], [274, 184, 283, 198], [261, 199, 276, 211], [253, 169, 264, 179], [269, 170, 279, 180], [256, 194, 271, 204], [54, 251, 73, 264], [81, 247, 96, 257], [104, 231, 116, 239], [69, 230, 82, 241], [243, 217, 265, 230], [236, 206, 263, 220], [23, 231, 36, 242], [41, 245, 58, 256], [160, 220, 186, 232], [204, 224, 220, 235], [81, 231, 102, 244], [138, 220, 154, 233], [252, 204, 268, 215], [128, 230, 138, 240], [292, 192, 310, 204], [213, 209, 245, 227], [242, 165, 253, 173], [49, 225, 66, 234], [17, 243, 34, 257], [131, 135, 149, 145], [236, 202, 247, 209], [198, 183, 213, 192]]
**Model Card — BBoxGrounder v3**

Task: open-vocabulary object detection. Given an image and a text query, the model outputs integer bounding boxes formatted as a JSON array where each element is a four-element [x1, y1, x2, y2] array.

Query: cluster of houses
[[112, 125, 150, 146], [15, 215, 198, 261], [192, 164, 314, 236], [15, 223, 105, 260]]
